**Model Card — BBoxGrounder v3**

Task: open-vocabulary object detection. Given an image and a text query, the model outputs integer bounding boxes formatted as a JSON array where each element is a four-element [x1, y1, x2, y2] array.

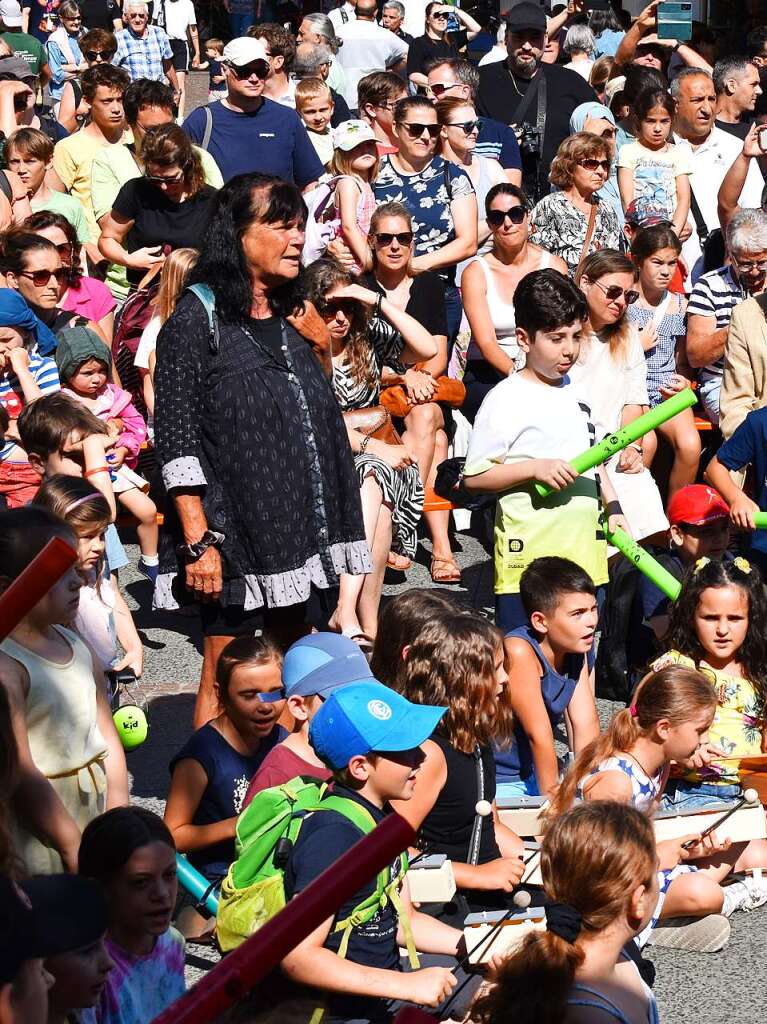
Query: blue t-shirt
[[475, 116, 522, 172], [208, 58, 226, 93], [169, 721, 281, 880], [182, 98, 324, 186], [495, 625, 583, 785], [285, 785, 402, 1020], [717, 407, 767, 559]]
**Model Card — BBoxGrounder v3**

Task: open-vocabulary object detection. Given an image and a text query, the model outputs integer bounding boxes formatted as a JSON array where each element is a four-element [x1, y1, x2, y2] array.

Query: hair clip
[[629, 705, 638, 717], [693, 556, 711, 576], [733, 556, 752, 575]]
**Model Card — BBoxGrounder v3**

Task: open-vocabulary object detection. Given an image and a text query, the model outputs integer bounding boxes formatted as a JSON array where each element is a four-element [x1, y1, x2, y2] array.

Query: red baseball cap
[[667, 485, 729, 527]]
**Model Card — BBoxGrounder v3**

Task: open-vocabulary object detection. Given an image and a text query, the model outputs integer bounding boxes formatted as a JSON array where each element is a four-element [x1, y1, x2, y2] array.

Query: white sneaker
[[721, 876, 767, 915]]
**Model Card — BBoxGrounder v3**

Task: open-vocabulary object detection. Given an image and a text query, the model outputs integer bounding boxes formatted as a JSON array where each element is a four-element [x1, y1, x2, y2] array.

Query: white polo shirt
[[674, 126, 764, 290], [336, 20, 407, 108]]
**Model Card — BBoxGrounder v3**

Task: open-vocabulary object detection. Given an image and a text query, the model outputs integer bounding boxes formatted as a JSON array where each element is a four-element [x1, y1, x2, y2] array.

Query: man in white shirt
[[336, 0, 406, 110], [672, 67, 763, 288], [328, 0, 356, 32], [252, 22, 296, 107]]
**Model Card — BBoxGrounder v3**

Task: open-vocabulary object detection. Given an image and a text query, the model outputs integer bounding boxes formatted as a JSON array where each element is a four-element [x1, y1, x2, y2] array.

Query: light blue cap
[[309, 681, 446, 770], [283, 633, 373, 699]]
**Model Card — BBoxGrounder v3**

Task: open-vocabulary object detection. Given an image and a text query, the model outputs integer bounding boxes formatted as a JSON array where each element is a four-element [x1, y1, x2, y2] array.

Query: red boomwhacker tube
[[0, 537, 78, 642], [151, 811, 417, 1024]]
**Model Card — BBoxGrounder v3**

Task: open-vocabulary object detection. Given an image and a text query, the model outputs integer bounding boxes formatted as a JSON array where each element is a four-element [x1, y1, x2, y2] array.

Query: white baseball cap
[[0, 0, 23, 28], [222, 36, 269, 67], [332, 119, 376, 152]]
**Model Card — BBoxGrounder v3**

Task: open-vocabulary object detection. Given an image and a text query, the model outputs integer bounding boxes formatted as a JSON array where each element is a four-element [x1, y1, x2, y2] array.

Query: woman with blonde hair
[[471, 801, 660, 1024], [134, 247, 198, 425], [570, 249, 667, 546], [529, 131, 622, 276]]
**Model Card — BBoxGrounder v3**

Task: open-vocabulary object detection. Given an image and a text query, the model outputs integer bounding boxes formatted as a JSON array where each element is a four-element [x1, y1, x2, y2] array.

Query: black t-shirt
[[715, 118, 750, 141], [79, 0, 120, 29], [406, 33, 462, 78], [330, 87, 352, 128], [366, 271, 448, 359], [112, 179, 218, 285], [477, 60, 595, 196]]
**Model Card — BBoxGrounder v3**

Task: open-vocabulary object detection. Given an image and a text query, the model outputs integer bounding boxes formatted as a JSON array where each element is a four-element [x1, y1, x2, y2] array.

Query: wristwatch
[[176, 529, 225, 563]]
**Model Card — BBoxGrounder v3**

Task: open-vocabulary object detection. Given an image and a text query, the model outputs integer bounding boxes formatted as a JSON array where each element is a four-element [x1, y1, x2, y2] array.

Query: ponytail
[[549, 664, 716, 818], [471, 802, 656, 1024]]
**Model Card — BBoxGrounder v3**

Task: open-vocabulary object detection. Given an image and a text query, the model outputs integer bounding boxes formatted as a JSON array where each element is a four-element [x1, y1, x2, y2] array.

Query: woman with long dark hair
[[153, 174, 369, 729]]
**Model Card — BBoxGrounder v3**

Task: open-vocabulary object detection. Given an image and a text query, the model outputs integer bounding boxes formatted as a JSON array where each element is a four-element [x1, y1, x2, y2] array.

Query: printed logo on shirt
[[367, 699, 392, 721], [507, 538, 524, 554], [259, 133, 276, 138]]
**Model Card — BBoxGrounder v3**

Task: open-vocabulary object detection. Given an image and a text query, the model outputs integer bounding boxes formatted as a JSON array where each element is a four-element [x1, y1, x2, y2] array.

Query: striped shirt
[[0, 351, 60, 461], [687, 265, 746, 385]]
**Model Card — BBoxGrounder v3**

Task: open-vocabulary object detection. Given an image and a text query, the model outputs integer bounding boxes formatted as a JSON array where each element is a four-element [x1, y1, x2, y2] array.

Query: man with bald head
[[293, 41, 352, 124], [335, 0, 407, 110]]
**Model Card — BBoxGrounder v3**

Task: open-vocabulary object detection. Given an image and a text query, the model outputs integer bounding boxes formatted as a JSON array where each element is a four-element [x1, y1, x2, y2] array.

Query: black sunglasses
[[374, 231, 414, 246], [228, 60, 269, 80], [431, 11, 449, 18], [320, 297, 358, 316], [593, 280, 639, 304], [580, 158, 610, 172], [487, 206, 527, 227], [85, 48, 116, 60], [446, 119, 481, 134], [400, 121, 440, 139], [19, 268, 68, 286]]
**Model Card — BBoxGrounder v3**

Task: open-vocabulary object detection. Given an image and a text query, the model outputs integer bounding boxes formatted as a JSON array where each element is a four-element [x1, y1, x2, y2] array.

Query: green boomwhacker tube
[[753, 513, 767, 529], [605, 526, 682, 601], [533, 388, 698, 498]]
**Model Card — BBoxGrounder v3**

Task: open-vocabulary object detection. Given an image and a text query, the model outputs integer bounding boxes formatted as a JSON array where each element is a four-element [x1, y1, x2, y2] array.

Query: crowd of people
[[2, 0, 767, 1021]]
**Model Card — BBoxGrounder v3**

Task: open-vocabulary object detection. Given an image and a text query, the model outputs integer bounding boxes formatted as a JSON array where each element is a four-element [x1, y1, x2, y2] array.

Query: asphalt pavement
[[122, 70, 767, 1022]]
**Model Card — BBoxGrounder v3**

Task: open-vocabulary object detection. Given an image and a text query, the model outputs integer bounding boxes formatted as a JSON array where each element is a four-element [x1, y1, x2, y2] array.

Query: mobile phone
[[657, 1, 693, 41], [759, 125, 767, 152], [584, 0, 611, 10]]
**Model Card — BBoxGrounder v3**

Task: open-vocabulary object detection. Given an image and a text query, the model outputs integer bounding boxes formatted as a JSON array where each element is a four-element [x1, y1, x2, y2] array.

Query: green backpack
[[216, 775, 418, 966]]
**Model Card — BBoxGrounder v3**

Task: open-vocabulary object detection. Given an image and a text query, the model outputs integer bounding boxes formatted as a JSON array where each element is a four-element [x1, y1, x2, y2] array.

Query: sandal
[[430, 556, 462, 585], [387, 551, 412, 571]]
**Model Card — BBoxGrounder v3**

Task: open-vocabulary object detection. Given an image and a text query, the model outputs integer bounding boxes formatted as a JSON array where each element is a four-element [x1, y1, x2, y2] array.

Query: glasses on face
[[228, 60, 270, 80], [734, 258, 767, 274], [430, 11, 449, 19], [598, 127, 616, 139], [128, 12, 147, 18], [85, 48, 116, 61], [145, 169, 185, 185], [446, 118, 481, 135], [593, 280, 639, 304], [400, 121, 440, 139], [580, 158, 610, 172], [487, 205, 527, 228], [374, 231, 414, 246], [19, 268, 67, 287], [428, 81, 455, 96], [320, 297, 357, 317], [255, 689, 286, 704], [54, 242, 74, 263]]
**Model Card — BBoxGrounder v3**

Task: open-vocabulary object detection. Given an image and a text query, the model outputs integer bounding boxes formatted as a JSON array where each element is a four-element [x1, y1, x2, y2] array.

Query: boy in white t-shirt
[[463, 269, 628, 634]]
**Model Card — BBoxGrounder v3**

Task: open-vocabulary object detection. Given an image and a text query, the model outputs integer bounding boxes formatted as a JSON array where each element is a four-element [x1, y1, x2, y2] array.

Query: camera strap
[[534, 71, 547, 199], [510, 67, 543, 126]]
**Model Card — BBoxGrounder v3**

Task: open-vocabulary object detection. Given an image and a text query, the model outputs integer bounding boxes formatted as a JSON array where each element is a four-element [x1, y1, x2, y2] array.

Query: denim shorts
[[660, 778, 742, 812], [496, 777, 541, 799]]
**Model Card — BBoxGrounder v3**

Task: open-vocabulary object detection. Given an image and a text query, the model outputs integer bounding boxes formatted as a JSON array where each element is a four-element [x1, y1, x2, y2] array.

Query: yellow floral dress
[[652, 650, 764, 786]]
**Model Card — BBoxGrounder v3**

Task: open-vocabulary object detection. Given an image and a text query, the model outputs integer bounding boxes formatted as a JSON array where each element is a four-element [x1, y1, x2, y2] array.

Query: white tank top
[[467, 251, 552, 363]]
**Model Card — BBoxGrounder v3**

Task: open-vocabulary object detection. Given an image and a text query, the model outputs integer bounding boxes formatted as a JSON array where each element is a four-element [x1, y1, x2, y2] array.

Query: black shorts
[[170, 38, 190, 72]]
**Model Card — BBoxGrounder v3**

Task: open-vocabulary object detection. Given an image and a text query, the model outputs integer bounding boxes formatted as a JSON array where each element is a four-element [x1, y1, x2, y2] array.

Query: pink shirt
[[60, 276, 117, 323]]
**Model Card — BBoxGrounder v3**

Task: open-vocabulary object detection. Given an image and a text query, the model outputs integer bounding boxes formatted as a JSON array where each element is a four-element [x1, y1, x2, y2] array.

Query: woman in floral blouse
[[529, 131, 622, 276]]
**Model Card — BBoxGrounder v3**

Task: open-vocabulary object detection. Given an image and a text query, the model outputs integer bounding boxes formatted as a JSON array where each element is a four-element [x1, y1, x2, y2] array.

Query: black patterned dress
[[153, 292, 372, 611], [331, 341, 424, 559]]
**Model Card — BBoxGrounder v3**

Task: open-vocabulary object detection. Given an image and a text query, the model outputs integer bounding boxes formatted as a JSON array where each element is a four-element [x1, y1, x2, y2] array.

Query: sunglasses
[[580, 158, 610, 172], [487, 206, 527, 227], [53, 242, 74, 262], [19, 268, 68, 286], [127, 12, 147, 17], [145, 169, 185, 185], [593, 280, 639, 304], [85, 48, 116, 60], [430, 11, 449, 19], [428, 81, 454, 96], [446, 119, 481, 135], [228, 60, 270, 80], [374, 231, 414, 246], [255, 689, 286, 704], [400, 121, 440, 139], [320, 297, 358, 316]]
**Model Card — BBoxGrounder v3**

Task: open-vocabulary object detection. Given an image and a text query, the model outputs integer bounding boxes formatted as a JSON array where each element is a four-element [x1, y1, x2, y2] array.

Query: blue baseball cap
[[283, 633, 373, 699], [309, 681, 446, 770]]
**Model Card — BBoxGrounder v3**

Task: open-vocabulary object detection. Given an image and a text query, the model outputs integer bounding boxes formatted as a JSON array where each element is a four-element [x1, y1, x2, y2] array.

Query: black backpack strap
[[442, 158, 453, 202], [0, 170, 12, 203], [688, 186, 708, 242]]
